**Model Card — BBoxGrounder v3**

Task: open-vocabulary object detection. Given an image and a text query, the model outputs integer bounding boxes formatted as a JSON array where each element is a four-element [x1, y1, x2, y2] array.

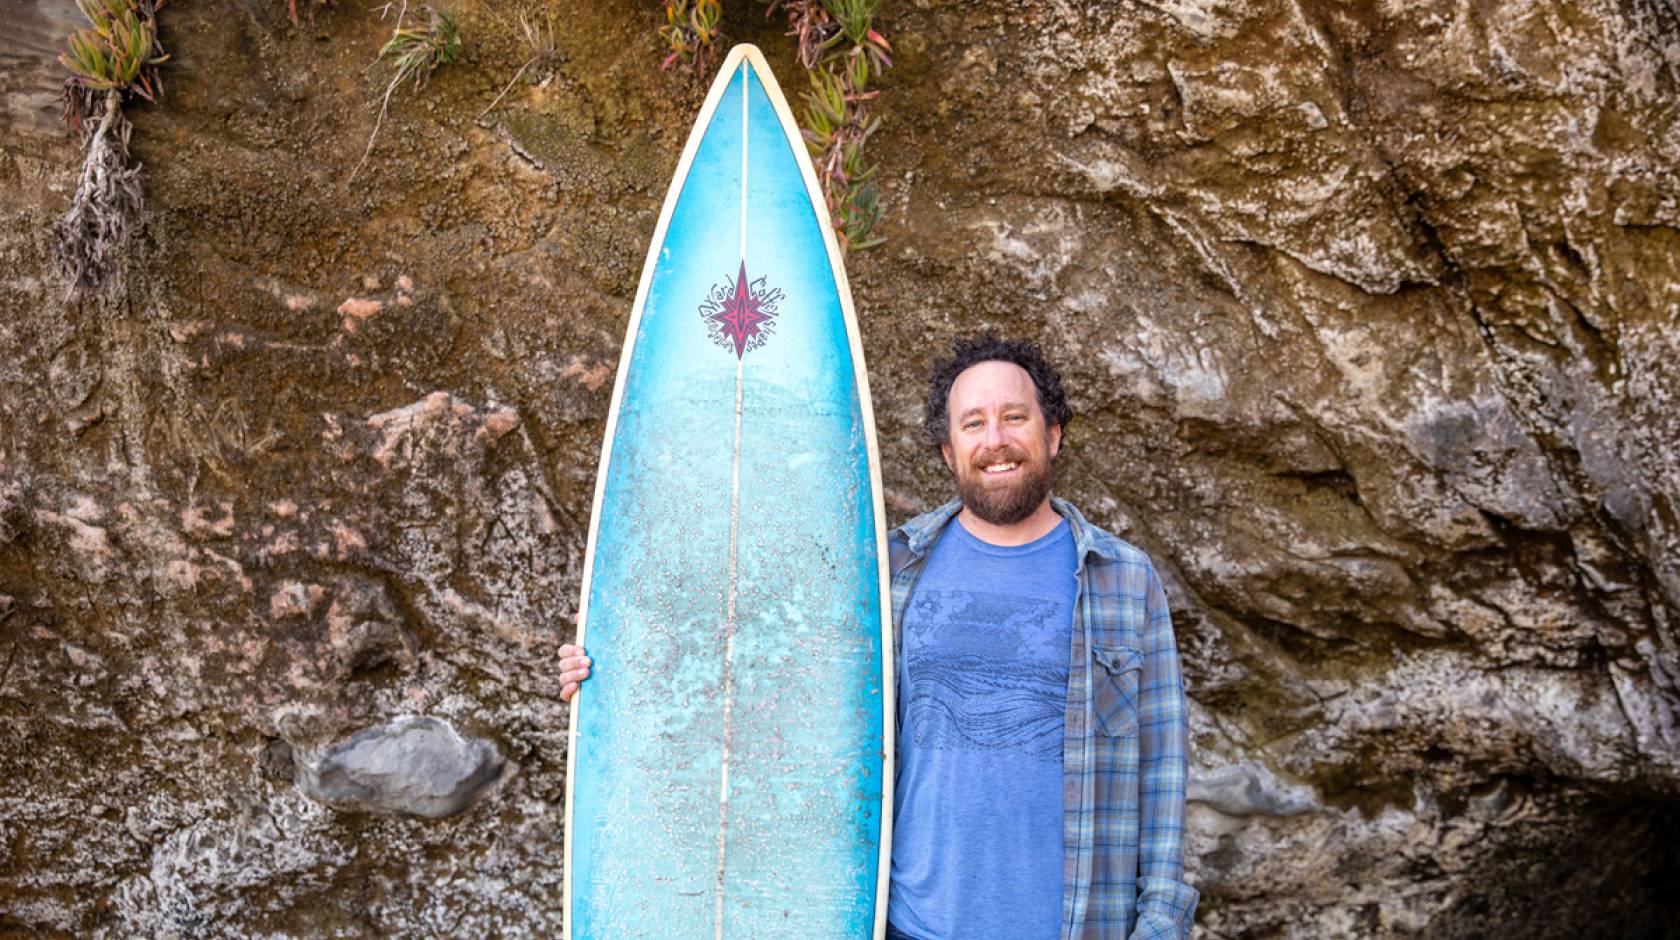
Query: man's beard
[[955, 447, 1055, 526]]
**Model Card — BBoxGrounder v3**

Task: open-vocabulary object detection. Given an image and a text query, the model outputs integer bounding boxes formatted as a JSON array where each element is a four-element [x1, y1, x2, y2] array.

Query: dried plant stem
[[53, 91, 143, 300], [349, 67, 404, 184], [477, 56, 534, 120], [347, 0, 410, 185], [350, 2, 464, 184]]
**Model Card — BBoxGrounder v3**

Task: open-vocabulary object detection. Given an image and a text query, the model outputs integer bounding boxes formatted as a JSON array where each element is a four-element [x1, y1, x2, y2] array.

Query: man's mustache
[[970, 446, 1031, 469]]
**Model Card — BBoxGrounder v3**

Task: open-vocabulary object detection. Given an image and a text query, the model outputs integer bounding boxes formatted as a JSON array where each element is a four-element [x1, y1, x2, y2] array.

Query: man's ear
[[940, 441, 955, 474], [1049, 424, 1062, 459]]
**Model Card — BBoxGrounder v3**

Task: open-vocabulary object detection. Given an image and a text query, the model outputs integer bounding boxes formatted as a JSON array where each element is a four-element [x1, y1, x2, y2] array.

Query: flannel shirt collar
[[895, 496, 1126, 564]]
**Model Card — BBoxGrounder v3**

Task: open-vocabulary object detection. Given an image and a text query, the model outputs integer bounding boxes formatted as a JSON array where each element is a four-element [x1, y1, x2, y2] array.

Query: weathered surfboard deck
[[562, 45, 893, 940]]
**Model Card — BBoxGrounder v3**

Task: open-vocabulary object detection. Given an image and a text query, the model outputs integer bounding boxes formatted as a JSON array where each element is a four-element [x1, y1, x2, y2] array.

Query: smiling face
[[940, 360, 1063, 527]]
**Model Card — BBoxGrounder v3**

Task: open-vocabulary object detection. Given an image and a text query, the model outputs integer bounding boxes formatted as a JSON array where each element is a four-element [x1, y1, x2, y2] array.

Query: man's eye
[[962, 421, 982, 430], [1006, 414, 1026, 422]]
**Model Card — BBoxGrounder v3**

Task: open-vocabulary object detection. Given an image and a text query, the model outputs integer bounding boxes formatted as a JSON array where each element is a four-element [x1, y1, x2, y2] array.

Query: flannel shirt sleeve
[[1125, 560, 1199, 940]]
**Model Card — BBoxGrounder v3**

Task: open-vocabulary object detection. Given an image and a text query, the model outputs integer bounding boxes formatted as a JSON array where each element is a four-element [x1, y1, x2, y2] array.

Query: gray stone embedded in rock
[[1189, 762, 1320, 818], [295, 716, 505, 819]]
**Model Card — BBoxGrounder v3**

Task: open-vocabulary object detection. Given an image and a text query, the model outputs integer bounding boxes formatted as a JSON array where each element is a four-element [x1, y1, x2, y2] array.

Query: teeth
[[983, 463, 1019, 474]]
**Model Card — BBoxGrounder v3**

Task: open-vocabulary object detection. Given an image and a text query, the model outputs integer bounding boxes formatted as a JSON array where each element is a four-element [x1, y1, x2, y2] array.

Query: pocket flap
[[1093, 645, 1143, 676]]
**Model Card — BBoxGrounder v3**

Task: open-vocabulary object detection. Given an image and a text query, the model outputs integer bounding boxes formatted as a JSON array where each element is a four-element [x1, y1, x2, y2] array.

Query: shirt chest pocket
[[1093, 645, 1144, 737]]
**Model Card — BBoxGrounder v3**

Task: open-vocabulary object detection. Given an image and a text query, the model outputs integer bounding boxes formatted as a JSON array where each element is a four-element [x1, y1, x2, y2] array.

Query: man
[[558, 336, 1197, 939]]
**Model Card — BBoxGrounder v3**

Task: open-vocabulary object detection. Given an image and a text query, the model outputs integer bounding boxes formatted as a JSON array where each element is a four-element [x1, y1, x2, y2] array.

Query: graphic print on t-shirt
[[903, 589, 1069, 762]]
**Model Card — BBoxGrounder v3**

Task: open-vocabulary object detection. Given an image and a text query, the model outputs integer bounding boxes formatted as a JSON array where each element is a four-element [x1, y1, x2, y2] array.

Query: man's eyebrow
[[955, 401, 1033, 419]]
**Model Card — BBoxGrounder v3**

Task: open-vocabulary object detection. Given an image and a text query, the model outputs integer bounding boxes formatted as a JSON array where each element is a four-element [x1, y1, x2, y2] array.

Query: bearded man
[[559, 335, 1197, 940]]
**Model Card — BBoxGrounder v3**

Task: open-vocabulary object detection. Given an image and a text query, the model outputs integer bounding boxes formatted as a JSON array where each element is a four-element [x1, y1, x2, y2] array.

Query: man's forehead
[[947, 362, 1042, 419], [950, 361, 1036, 400], [951, 394, 1035, 415]]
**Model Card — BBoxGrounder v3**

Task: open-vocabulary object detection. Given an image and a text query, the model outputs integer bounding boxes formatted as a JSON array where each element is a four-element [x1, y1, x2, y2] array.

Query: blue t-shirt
[[887, 517, 1077, 940]]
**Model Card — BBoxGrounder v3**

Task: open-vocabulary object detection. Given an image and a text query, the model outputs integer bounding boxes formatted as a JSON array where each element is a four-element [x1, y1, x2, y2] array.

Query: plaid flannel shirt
[[888, 498, 1198, 940]]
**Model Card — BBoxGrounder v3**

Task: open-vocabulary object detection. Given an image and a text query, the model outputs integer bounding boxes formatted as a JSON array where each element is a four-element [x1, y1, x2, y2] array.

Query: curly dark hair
[[922, 334, 1073, 447]]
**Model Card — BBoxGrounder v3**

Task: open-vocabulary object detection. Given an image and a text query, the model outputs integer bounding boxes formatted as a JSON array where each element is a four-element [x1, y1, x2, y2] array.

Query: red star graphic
[[708, 261, 772, 358]]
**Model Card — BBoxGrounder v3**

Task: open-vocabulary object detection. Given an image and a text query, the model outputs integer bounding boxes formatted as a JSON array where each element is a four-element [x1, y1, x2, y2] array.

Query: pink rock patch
[[181, 502, 236, 539], [330, 523, 367, 559], [263, 531, 300, 558], [338, 297, 384, 333], [477, 407, 519, 443], [561, 357, 613, 391], [270, 581, 326, 618]]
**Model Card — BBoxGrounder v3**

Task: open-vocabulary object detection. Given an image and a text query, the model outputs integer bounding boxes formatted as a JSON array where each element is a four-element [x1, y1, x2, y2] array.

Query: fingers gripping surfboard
[[562, 45, 894, 940]]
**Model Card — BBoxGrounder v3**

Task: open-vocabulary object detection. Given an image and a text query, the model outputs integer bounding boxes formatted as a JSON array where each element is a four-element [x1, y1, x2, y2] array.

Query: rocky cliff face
[[2, 0, 1678, 936]]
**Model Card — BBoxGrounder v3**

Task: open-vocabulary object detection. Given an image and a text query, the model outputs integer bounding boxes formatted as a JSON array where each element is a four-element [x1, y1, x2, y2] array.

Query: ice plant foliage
[[659, 0, 724, 73], [779, 0, 891, 250], [58, 0, 170, 105], [653, 1, 893, 250]]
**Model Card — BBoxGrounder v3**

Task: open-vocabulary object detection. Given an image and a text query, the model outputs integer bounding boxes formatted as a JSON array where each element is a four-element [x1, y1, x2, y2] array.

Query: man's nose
[[983, 418, 1008, 448]]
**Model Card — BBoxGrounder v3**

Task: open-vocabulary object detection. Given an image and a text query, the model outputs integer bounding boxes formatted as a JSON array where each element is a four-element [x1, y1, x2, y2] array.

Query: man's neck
[[955, 498, 1062, 547]]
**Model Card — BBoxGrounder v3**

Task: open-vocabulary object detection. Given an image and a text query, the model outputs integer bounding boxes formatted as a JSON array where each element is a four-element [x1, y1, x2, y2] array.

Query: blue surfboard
[[562, 45, 894, 939]]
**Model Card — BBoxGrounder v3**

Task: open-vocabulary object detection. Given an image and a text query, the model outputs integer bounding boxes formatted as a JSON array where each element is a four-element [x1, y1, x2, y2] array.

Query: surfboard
[[562, 44, 894, 940]]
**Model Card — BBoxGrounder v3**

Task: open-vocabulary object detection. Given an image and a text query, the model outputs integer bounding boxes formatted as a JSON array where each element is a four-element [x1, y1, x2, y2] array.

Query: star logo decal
[[700, 261, 782, 358]]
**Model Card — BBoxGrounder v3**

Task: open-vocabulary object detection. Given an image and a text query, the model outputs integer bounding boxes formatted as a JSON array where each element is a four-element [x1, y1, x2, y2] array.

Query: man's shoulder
[[1050, 497, 1155, 572], [888, 500, 962, 552]]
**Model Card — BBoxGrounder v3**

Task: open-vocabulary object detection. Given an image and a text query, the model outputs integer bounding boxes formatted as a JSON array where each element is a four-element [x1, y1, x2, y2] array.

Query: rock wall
[[2, 0, 1678, 936]]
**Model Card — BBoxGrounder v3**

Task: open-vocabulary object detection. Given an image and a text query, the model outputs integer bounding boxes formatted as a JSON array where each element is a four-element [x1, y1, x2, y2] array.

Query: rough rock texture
[[2, 0, 1678, 936]]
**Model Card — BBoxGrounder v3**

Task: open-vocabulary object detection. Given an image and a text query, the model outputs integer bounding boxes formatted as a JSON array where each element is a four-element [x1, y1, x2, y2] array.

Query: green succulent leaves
[[59, 0, 169, 100]]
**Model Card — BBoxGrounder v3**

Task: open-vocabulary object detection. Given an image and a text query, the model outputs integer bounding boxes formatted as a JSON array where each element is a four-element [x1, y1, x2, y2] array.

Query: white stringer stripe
[[739, 62, 749, 261], [713, 60, 750, 940]]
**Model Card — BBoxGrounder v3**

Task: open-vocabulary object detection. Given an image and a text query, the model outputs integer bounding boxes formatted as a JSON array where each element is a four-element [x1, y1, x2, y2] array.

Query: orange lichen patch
[[338, 297, 384, 332], [561, 356, 613, 391]]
